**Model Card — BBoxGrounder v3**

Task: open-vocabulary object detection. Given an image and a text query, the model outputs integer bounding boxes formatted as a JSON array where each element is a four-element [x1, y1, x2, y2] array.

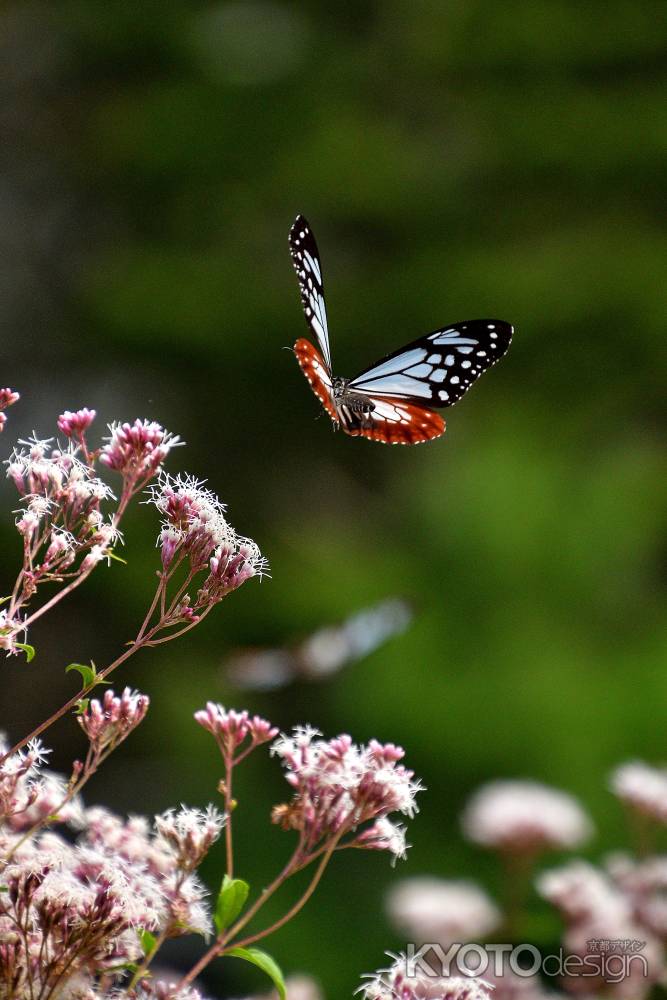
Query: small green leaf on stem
[[225, 947, 286, 1000], [66, 661, 111, 690], [15, 642, 35, 662], [108, 550, 128, 565], [214, 875, 249, 933], [139, 929, 157, 955], [74, 698, 90, 716]]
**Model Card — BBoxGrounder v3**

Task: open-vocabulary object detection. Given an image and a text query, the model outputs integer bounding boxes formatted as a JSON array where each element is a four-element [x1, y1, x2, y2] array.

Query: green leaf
[[66, 661, 111, 690], [107, 549, 127, 565], [225, 947, 286, 1000], [74, 698, 90, 716], [0, 596, 10, 606], [139, 928, 157, 955], [15, 642, 35, 662], [214, 875, 249, 933], [66, 662, 96, 687]]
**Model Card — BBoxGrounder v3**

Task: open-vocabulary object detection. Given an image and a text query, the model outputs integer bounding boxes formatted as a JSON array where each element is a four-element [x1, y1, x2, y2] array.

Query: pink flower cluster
[[0, 787, 226, 996], [537, 859, 664, 997], [0, 387, 19, 432], [360, 957, 492, 1000], [147, 474, 268, 617], [57, 406, 97, 439], [0, 409, 186, 656], [154, 804, 226, 872], [194, 702, 278, 761], [270, 726, 422, 861], [0, 736, 83, 832], [78, 687, 150, 752], [101, 419, 182, 488]]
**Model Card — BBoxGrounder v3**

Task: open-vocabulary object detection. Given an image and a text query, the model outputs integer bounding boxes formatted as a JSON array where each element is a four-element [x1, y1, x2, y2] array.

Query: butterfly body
[[290, 215, 513, 445]]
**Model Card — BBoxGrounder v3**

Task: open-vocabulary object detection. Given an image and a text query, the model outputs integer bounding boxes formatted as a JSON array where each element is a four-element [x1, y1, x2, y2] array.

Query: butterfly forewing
[[348, 320, 512, 408], [289, 215, 332, 372]]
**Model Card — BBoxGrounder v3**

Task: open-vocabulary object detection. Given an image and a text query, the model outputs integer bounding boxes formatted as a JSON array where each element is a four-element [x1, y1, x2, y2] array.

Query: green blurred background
[[1, 1, 666, 995]]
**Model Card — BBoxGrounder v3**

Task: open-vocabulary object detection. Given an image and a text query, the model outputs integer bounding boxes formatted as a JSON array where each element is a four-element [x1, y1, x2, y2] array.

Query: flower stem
[[225, 754, 234, 878], [229, 832, 342, 950], [0, 640, 142, 764], [176, 833, 340, 990]]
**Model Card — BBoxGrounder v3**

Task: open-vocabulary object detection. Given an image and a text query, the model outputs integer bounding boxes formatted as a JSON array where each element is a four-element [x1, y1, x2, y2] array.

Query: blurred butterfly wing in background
[[225, 598, 413, 691], [289, 215, 332, 373]]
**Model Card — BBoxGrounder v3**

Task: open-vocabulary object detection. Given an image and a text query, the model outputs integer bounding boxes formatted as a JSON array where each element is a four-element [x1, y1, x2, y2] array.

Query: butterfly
[[289, 214, 513, 444]]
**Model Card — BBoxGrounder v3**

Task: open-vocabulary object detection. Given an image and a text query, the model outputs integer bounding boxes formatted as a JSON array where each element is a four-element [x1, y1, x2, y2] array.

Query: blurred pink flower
[[0, 388, 19, 431], [610, 761, 667, 824], [608, 852, 667, 940], [538, 860, 664, 998], [386, 877, 501, 946], [462, 780, 593, 854], [0, 736, 83, 831], [0, 388, 20, 410]]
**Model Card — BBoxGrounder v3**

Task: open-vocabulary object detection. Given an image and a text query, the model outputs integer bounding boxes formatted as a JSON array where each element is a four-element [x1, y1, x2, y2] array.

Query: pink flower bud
[[194, 702, 278, 758], [0, 388, 20, 410], [57, 407, 96, 438], [100, 419, 182, 483], [78, 687, 149, 750]]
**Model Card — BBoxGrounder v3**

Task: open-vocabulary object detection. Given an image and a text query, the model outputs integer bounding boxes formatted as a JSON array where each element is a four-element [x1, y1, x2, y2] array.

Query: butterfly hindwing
[[289, 215, 332, 372], [294, 337, 338, 424], [339, 396, 446, 444], [348, 320, 513, 408]]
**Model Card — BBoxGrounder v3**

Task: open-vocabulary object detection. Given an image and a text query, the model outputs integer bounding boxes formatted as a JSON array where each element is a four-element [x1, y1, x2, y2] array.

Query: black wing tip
[[290, 214, 310, 236], [469, 318, 514, 345]]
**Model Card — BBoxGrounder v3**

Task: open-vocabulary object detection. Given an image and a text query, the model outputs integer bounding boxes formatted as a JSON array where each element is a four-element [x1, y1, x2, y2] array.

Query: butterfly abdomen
[[334, 381, 376, 415]]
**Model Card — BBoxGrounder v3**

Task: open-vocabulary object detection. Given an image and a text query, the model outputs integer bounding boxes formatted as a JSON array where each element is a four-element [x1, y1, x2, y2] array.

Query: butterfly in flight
[[289, 215, 513, 444]]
